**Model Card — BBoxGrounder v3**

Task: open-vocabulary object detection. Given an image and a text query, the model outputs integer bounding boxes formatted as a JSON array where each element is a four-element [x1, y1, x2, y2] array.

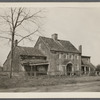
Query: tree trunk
[[10, 31, 15, 78]]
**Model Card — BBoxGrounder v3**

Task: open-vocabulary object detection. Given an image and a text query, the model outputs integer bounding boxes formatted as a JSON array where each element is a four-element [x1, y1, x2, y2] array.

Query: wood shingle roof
[[15, 46, 45, 57], [40, 36, 80, 53]]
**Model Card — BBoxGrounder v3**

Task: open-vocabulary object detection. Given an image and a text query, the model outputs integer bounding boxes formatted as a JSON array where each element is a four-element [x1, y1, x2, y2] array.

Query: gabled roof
[[3, 46, 46, 71], [3, 46, 45, 66], [40, 36, 80, 53], [15, 46, 45, 57]]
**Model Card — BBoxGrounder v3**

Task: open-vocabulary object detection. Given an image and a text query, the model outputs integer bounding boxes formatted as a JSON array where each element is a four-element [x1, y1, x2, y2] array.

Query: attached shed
[[3, 46, 49, 76]]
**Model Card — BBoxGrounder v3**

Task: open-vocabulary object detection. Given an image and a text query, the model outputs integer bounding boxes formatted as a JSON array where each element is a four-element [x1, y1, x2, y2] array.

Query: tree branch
[[11, 8, 15, 30], [15, 33, 34, 42], [14, 8, 24, 28], [0, 8, 45, 44], [0, 36, 11, 40], [16, 9, 43, 28], [18, 29, 38, 44]]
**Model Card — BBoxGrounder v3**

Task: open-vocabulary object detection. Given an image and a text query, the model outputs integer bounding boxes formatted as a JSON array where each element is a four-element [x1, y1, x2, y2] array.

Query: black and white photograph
[[0, 3, 100, 94]]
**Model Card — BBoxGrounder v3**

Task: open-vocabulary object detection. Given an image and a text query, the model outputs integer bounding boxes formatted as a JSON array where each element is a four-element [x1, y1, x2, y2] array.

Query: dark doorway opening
[[86, 67, 89, 74], [66, 63, 72, 75], [81, 66, 84, 74]]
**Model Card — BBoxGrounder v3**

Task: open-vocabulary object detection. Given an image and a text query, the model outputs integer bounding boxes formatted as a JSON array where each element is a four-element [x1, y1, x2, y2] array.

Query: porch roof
[[21, 59, 49, 66], [81, 59, 95, 70]]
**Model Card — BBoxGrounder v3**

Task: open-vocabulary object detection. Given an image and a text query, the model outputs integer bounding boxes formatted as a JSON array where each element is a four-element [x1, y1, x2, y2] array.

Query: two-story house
[[33, 33, 82, 75], [3, 33, 95, 76]]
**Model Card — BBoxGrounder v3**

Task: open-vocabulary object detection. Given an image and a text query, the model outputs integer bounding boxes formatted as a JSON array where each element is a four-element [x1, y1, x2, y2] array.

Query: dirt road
[[0, 81, 100, 92]]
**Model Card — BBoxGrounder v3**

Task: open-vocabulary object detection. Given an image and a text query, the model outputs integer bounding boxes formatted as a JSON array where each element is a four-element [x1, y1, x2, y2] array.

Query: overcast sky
[[0, 5, 100, 66]]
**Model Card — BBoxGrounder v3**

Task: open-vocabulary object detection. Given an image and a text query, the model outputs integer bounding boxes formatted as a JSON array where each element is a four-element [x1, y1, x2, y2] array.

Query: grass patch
[[0, 75, 100, 89]]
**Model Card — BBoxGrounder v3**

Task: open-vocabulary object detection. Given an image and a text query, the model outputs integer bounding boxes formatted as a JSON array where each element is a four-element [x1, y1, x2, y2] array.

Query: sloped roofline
[[3, 45, 46, 66], [39, 36, 80, 54], [39, 36, 50, 51], [82, 55, 91, 58], [50, 50, 80, 54]]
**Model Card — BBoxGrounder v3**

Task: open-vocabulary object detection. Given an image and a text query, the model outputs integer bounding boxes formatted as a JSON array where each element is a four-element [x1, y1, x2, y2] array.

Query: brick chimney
[[14, 39, 18, 47], [79, 45, 82, 54], [52, 33, 58, 40]]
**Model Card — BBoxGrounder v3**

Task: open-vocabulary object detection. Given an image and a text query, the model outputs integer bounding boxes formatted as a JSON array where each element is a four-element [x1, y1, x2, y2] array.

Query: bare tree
[[0, 7, 45, 78]]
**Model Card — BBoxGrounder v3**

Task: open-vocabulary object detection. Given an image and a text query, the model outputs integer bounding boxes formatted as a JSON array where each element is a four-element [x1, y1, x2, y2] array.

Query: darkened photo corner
[[0, 4, 100, 92]]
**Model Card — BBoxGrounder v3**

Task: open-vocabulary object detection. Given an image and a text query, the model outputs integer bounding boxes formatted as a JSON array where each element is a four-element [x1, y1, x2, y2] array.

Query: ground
[[0, 75, 100, 92], [0, 81, 100, 92]]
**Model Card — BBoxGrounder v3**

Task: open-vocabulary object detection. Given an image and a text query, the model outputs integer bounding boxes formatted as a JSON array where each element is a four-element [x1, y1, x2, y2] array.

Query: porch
[[21, 60, 49, 76], [81, 65, 91, 75]]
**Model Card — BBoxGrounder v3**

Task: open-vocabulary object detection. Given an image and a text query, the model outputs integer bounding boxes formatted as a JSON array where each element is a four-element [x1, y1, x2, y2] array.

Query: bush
[[74, 71, 81, 76], [96, 64, 100, 72]]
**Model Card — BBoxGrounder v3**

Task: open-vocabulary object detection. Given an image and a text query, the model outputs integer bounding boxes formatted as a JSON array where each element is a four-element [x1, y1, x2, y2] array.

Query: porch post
[[88, 67, 90, 75], [95, 71, 98, 76], [71, 66, 74, 76], [84, 66, 86, 75], [64, 66, 67, 76], [34, 65, 36, 77], [30, 65, 32, 77]]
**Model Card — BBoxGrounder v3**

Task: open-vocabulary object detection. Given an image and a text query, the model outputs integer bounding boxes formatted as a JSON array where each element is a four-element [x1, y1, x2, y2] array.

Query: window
[[77, 55, 79, 60], [58, 65, 63, 71], [76, 64, 79, 70], [74, 54, 77, 60], [71, 54, 74, 60], [65, 54, 68, 59], [59, 53, 62, 59], [67, 53, 70, 59], [57, 65, 59, 71], [69, 54, 71, 59], [63, 54, 66, 59]]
